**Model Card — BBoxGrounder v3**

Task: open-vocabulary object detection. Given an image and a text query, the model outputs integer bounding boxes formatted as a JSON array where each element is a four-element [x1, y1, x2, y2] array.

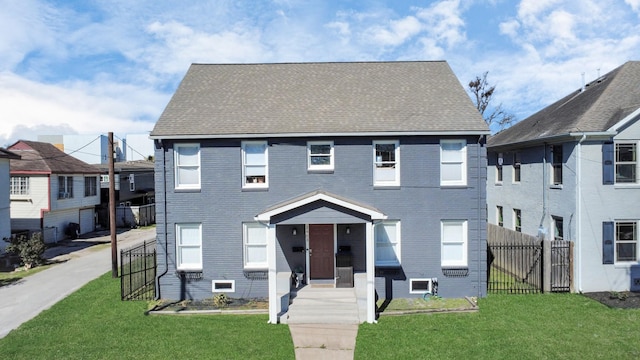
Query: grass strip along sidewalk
[[1, 272, 639, 359]]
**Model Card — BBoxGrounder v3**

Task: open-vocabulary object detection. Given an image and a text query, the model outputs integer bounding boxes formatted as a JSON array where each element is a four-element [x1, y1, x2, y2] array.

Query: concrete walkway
[[0, 227, 156, 339], [289, 323, 359, 360]]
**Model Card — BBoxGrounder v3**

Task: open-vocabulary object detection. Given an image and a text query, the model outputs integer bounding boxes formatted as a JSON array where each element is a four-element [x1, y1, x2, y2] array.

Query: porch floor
[[281, 273, 368, 324]]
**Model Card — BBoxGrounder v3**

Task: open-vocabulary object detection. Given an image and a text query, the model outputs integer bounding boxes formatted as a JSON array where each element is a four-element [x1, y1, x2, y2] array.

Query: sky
[[1, 0, 639, 146]]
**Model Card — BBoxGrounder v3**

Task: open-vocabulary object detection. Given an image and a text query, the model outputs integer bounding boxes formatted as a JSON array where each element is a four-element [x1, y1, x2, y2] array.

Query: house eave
[[150, 130, 490, 141], [488, 131, 616, 151]]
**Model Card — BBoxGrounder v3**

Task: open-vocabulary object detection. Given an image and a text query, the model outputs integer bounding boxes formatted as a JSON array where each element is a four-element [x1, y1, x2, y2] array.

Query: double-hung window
[[513, 152, 521, 183], [616, 143, 637, 183], [514, 209, 522, 232], [174, 144, 201, 190], [440, 140, 467, 186], [373, 140, 399, 186], [552, 145, 563, 185], [616, 221, 637, 262], [242, 141, 268, 188], [496, 153, 503, 183], [497, 206, 504, 227], [308, 141, 334, 171], [10, 176, 29, 196], [441, 220, 468, 267], [374, 221, 401, 266], [553, 216, 564, 240], [176, 223, 202, 270], [58, 176, 73, 199], [243, 223, 268, 269], [84, 176, 97, 197]]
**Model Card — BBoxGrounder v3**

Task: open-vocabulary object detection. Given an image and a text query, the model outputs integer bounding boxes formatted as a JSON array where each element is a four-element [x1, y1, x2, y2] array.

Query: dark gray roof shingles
[[9, 140, 101, 174], [151, 61, 488, 138]]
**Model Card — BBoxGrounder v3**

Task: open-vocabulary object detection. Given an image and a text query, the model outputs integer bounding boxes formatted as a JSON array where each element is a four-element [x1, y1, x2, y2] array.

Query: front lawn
[[357, 293, 640, 359]]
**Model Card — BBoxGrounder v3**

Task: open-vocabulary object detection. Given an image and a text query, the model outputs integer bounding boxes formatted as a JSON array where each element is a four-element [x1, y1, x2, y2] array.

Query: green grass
[[0, 273, 294, 359], [357, 293, 640, 359]]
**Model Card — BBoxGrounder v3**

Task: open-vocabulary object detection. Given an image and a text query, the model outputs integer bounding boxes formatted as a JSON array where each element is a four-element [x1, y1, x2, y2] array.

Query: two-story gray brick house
[[150, 61, 489, 323]]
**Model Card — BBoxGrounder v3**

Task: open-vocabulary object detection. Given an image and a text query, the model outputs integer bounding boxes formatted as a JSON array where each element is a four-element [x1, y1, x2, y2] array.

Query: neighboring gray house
[[1, 148, 20, 252], [150, 61, 490, 324], [487, 61, 640, 293]]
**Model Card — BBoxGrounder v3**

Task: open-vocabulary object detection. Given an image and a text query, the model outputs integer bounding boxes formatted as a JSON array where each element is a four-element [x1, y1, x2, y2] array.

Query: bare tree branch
[[468, 72, 515, 130]]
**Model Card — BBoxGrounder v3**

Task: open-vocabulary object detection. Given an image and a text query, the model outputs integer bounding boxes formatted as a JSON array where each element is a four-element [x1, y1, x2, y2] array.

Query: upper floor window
[[514, 209, 522, 232], [496, 153, 503, 183], [176, 223, 202, 270], [552, 145, 563, 185], [242, 141, 268, 188], [84, 176, 97, 197], [373, 140, 400, 186], [58, 176, 73, 199], [440, 140, 467, 186], [10, 176, 29, 196], [616, 143, 636, 183], [513, 152, 521, 183], [174, 144, 200, 190], [308, 141, 334, 171], [129, 173, 135, 192], [243, 222, 268, 269], [375, 221, 401, 266], [441, 220, 468, 267]]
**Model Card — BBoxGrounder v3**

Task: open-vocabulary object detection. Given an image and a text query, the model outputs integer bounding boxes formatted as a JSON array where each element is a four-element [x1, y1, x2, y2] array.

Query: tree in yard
[[468, 71, 516, 131]]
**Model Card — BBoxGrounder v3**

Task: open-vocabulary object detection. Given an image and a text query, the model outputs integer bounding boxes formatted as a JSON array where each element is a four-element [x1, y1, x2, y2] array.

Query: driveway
[[0, 227, 156, 339]]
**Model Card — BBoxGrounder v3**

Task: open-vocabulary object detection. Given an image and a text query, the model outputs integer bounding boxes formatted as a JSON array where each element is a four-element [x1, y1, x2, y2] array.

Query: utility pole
[[108, 132, 118, 278]]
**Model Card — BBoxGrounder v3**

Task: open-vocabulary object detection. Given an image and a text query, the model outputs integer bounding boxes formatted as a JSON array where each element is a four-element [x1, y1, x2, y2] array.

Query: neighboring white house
[[487, 61, 640, 293], [0, 148, 20, 252], [8, 140, 101, 243]]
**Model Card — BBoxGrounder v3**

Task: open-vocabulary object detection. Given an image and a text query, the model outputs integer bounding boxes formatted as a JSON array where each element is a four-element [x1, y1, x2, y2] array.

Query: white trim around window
[[212, 280, 235, 293], [373, 140, 400, 187], [441, 220, 468, 267], [174, 143, 201, 190], [242, 141, 268, 189], [176, 223, 202, 271], [374, 220, 401, 266], [440, 139, 467, 186], [307, 141, 334, 171], [243, 222, 268, 269]]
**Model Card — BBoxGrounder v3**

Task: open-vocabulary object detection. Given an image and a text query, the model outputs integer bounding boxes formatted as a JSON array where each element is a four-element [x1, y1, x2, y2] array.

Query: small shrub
[[213, 293, 230, 308], [4, 232, 46, 269]]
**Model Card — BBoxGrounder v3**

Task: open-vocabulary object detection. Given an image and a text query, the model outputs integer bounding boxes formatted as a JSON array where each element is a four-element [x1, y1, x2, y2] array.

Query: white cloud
[[626, 0, 640, 11], [415, 0, 466, 48], [365, 16, 422, 46]]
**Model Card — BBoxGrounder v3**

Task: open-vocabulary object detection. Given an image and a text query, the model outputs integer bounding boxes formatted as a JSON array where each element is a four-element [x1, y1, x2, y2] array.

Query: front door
[[309, 224, 334, 279]]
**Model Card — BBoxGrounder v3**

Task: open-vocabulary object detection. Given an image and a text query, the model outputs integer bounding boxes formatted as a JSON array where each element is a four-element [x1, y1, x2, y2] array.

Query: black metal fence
[[120, 240, 156, 301]]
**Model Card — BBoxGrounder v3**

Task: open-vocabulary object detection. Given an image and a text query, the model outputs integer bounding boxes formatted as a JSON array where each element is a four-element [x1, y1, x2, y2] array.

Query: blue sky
[[1, 0, 639, 145]]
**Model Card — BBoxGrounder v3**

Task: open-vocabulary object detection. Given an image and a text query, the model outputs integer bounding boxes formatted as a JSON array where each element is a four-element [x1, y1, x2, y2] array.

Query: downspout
[[538, 144, 547, 236], [155, 140, 169, 299], [477, 135, 484, 297], [576, 134, 587, 292]]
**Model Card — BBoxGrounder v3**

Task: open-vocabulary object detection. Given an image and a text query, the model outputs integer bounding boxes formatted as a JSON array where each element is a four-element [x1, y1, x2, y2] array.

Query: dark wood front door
[[309, 224, 334, 279]]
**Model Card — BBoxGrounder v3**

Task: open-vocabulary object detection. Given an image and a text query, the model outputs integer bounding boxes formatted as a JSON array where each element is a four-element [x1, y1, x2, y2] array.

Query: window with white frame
[[409, 278, 433, 294], [212, 280, 235, 293], [244, 222, 268, 269], [616, 143, 637, 183], [242, 141, 268, 188], [513, 152, 521, 183], [616, 221, 637, 262], [84, 176, 97, 197], [373, 140, 399, 186], [176, 223, 202, 270], [58, 176, 73, 199], [514, 209, 522, 232], [307, 141, 334, 171], [497, 206, 504, 227], [552, 145, 563, 185], [374, 221, 401, 266], [441, 220, 468, 267], [440, 140, 467, 186], [553, 216, 564, 241], [129, 173, 135, 192], [174, 144, 201, 189], [10, 176, 29, 196], [496, 153, 503, 183]]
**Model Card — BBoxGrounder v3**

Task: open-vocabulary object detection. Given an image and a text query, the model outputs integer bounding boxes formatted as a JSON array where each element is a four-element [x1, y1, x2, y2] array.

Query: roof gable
[[151, 61, 488, 139], [489, 61, 640, 148], [8, 140, 101, 174]]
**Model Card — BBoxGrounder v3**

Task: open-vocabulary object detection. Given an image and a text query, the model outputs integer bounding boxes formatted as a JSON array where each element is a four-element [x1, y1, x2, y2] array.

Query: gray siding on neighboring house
[[155, 135, 487, 300]]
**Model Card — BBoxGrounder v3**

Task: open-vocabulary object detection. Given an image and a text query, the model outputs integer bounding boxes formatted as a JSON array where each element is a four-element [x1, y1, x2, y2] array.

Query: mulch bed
[[152, 298, 269, 312], [583, 291, 640, 309]]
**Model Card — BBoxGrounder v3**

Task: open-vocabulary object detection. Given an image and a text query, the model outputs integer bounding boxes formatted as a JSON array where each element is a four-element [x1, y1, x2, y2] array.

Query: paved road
[[0, 227, 156, 339]]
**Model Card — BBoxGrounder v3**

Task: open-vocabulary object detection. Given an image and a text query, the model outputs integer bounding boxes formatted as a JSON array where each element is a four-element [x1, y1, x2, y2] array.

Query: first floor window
[[84, 176, 97, 197], [242, 141, 268, 188], [58, 176, 73, 199], [308, 141, 334, 171], [244, 223, 267, 268], [375, 221, 401, 266], [616, 222, 637, 262], [514, 209, 522, 232], [553, 216, 564, 240], [616, 143, 637, 183], [176, 223, 202, 270], [441, 220, 468, 267], [10, 176, 29, 195], [441, 139, 467, 186], [497, 206, 504, 227], [175, 143, 201, 189], [373, 140, 399, 186]]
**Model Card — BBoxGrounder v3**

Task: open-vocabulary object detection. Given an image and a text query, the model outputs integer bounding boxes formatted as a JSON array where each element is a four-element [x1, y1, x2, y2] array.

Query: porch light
[[346, 226, 350, 234], [292, 227, 297, 236]]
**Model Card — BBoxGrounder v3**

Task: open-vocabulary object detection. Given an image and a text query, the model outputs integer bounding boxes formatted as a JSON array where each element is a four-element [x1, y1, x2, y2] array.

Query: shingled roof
[[8, 140, 101, 174], [0, 148, 20, 160], [489, 61, 640, 148], [150, 61, 488, 139]]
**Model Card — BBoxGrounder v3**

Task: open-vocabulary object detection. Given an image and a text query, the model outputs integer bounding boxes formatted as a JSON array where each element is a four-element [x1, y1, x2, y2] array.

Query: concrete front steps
[[281, 286, 361, 324]]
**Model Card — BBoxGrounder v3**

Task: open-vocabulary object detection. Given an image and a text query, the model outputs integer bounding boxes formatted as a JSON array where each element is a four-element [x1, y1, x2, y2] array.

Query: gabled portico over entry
[[255, 190, 386, 324]]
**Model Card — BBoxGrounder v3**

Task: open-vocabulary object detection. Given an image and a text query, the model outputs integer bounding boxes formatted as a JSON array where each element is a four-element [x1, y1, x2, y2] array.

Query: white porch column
[[267, 223, 277, 324], [365, 221, 377, 323]]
